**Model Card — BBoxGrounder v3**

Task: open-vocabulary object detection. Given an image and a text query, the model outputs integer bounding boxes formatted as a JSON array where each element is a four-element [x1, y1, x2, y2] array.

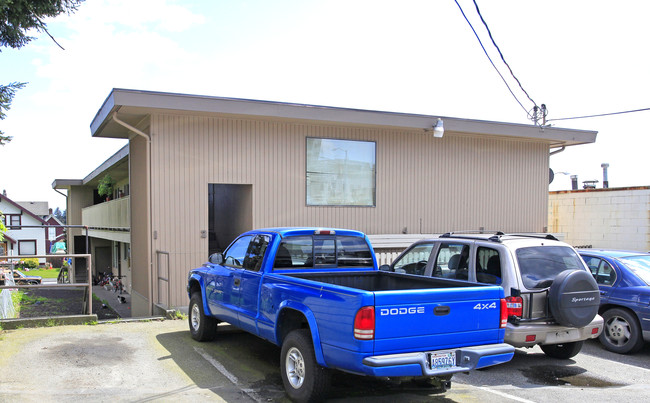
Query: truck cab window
[[243, 235, 270, 272], [223, 235, 253, 268]]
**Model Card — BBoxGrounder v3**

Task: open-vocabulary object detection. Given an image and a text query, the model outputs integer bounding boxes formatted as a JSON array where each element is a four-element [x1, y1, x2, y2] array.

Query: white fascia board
[[91, 88, 597, 146]]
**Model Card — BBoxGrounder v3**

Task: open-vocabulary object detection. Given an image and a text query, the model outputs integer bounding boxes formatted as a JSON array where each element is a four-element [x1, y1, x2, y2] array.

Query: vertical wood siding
[[148, 113, 549, 307]]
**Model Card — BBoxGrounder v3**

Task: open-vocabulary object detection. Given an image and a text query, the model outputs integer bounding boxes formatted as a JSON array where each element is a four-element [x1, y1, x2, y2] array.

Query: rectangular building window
[[8, 215, 21, 229], [18, 240, 36, 255], [306, 138, 376, 206]]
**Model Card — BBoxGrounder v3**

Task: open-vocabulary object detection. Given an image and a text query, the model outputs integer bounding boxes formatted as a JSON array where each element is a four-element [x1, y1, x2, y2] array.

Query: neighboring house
[[16, 201, 66, 253], [0, 193, 49, 263], [54, 88, 597, 317], [43, 214, 66, 252], [549, 186, 650, 251]]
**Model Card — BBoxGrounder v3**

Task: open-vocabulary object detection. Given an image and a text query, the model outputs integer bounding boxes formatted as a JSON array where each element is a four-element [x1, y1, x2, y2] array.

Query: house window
[[0, 242, 7, 256], [18, 240, 36, 255], [8, 215, 21, 229], [306, 138, 376, 206]]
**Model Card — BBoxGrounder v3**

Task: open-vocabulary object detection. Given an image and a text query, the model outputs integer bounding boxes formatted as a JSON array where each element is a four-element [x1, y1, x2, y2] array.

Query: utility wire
[[453, 0, 529, 115], [547, 107, 650, 122], [471, 0, 537, 108]]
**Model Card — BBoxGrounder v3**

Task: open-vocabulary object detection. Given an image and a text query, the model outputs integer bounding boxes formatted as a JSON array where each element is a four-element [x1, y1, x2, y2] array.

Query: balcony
[[81, 196, 130, 242]]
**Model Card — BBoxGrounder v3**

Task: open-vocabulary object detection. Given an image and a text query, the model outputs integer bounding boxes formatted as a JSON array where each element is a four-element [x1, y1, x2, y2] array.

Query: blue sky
[[1, 0, 649, 209]]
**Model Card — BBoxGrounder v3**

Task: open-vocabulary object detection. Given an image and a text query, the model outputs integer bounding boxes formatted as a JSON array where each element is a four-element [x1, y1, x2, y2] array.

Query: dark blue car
[[578, 249, 650, 354]]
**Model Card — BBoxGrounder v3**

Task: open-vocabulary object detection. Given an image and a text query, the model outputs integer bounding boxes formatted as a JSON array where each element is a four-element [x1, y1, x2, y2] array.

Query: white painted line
[[475, 386, 536, 403], [194, 347, 240, 384], [194, 346, 264, 403]]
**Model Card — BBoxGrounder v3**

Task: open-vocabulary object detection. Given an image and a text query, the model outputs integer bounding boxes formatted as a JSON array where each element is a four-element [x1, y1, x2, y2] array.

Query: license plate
[[428, 351, 456, 370], [546, 329, 580, 344]]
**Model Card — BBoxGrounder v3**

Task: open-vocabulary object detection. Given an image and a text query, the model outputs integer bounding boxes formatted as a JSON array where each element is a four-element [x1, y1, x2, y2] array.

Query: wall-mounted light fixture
[[433, 118, 444, 138]]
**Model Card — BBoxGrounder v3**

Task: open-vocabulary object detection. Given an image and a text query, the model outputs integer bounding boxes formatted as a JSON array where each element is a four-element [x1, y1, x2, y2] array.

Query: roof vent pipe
[[570, 175, 578, 190], [601, 163, 609, 188]]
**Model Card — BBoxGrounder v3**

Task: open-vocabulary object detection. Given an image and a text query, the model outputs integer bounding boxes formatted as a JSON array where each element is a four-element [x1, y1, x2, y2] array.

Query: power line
[[453, 0, 529, 115], [547, 107, 650, 122], [471, 0, 537, 108]]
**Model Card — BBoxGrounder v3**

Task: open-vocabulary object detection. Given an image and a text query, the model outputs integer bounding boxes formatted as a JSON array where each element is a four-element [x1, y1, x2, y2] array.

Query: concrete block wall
[[548, 187, 650, 251]]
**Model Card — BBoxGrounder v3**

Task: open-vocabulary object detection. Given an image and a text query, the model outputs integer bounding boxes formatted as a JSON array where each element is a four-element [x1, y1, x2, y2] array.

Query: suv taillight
[[505, 296, 523, 319], [354, 306, 375, 340]]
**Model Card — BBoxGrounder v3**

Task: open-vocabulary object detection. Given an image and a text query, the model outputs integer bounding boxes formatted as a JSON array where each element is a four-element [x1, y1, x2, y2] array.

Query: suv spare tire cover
[[548, 269, 600, 327]]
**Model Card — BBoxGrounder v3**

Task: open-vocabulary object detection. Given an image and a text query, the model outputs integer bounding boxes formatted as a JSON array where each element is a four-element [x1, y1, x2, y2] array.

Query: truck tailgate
[[374, 286, 504, 353]]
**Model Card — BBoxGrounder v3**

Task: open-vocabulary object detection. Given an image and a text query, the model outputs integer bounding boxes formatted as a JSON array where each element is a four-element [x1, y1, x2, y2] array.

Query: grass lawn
[[17, 268, 61, 279]]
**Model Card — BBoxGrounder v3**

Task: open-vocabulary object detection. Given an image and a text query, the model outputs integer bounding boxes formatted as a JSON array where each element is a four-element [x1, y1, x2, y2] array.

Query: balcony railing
[[81, 196, 130, 229]]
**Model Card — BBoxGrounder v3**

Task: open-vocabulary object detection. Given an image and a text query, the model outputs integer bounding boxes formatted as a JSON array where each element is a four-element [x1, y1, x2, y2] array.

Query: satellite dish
[[549, 168, 555, 184]]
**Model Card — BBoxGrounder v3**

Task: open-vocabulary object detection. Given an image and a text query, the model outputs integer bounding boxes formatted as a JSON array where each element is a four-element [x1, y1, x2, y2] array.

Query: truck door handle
[[434, 306, 450, 316], [234, 278, 241, 287]]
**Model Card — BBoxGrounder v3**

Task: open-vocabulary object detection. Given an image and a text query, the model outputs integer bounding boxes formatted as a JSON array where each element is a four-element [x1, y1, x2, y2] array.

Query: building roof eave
[[90, 89, 597, 146]]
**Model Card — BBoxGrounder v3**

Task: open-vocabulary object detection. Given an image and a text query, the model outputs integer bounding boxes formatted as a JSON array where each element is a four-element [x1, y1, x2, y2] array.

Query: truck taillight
[[505, 296, 523, 318], [354, 306, 375, 340], [500, 298, 508, 328]]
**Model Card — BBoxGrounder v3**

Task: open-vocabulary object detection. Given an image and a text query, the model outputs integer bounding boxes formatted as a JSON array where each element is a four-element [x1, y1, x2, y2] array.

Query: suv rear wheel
[[540, 341, 584, 359]]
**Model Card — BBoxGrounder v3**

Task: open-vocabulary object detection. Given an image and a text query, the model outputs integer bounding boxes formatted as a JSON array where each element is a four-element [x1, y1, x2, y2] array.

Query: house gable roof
[[0, 194, 48, 224], [3, 233, 16, 244]]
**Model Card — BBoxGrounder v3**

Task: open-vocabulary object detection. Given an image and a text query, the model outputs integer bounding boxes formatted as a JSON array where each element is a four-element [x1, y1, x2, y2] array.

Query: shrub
[[18, 258, 40, 270]]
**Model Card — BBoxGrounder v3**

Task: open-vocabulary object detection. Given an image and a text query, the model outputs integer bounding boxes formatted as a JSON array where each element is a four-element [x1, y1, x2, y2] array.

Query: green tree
[[0, 0, 84, 145]]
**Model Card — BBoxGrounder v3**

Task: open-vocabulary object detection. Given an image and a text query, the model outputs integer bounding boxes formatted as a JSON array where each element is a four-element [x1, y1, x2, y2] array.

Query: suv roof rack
[[440, 231, 505, 243], [439, 231, 559, 243]]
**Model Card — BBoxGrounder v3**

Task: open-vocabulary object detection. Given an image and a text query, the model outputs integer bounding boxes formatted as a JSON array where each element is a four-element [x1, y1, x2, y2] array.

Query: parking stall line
[[194, 347, 263, 403], [474, 386, 536, 403]]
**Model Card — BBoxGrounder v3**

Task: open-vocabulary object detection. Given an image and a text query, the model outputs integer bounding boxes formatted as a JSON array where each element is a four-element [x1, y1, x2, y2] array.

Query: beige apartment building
[[53, 89, 597, 316]]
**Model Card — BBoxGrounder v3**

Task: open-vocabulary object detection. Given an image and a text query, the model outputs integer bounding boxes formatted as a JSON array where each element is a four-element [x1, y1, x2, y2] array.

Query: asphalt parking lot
[[1, 319, 649, 402]]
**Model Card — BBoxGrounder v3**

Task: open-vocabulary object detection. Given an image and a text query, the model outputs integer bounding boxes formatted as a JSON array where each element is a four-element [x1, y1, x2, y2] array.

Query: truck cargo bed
[[287, 271, 485, 291]]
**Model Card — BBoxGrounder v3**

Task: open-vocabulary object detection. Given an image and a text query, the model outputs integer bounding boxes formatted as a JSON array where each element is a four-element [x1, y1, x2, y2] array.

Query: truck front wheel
[[280, 329, 330, 402], [189, 292, 218, 341]]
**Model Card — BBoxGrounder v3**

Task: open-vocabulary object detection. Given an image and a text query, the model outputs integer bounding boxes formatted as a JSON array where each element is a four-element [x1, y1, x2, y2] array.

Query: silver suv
[[380, 232, 604, 359]]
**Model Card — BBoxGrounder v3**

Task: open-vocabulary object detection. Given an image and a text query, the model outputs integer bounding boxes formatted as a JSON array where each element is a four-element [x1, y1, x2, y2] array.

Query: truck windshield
[[274, 235, 373, 269], [516, 246, 584, 289]]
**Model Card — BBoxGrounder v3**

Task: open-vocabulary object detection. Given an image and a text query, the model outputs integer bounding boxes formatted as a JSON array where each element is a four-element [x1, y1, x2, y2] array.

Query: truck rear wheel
[[540, 341, 584, 359], [189, 292, 218, 341], [280, 329, 330, 402]]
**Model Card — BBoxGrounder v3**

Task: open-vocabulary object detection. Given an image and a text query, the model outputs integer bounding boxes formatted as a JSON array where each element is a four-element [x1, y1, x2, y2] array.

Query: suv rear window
[[516, 246, 584, 289]]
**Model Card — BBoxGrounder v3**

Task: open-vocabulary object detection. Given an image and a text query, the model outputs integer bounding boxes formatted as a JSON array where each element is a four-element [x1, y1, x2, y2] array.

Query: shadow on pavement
[[155, 325, 453, 402]]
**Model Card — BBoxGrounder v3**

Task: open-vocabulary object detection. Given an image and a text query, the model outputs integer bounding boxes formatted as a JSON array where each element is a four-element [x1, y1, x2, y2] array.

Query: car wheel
[[540, 340, 584, 359], [281, 329, 330, 402], [599, 308, 645, 354], [548, 269, 600, 327], [188, 292, 218, 341]]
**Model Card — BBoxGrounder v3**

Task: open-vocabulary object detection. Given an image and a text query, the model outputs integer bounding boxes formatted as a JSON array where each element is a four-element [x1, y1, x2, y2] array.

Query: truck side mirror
[[209, 253, 224, 265], [379, 264, 391, 272]]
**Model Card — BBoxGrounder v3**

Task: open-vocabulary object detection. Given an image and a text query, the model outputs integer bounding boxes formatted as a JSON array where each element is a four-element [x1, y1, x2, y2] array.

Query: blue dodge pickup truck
[[187, 228, 514, 401]]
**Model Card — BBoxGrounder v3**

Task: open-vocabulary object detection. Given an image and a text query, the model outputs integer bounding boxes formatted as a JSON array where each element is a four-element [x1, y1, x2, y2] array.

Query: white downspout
[[111, 112, 154, 316]]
